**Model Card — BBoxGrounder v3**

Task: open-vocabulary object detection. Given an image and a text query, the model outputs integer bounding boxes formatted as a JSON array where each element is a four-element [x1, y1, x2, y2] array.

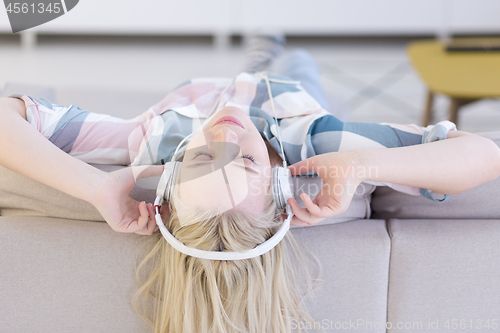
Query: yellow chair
[[408, 39, 500, 127]]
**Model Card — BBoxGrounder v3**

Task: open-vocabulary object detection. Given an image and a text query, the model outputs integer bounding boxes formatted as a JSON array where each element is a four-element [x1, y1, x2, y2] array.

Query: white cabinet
[[235, 0, 443, 35], [0, 0, 499, 36], [449, 0, 500, 33], [33, 0, 234, 34]]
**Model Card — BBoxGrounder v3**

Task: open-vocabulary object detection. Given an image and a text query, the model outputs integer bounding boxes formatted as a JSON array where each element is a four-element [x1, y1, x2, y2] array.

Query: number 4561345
[[6, 2, 61, 14]]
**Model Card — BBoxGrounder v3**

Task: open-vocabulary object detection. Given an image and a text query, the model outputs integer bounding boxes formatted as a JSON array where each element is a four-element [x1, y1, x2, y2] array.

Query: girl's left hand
[[90, 165, 165, 235], [287, 151, 364, 227]]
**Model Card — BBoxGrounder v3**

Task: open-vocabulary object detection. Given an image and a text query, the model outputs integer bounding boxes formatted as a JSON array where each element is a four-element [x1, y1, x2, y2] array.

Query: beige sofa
[[1, 85, 499, 333]]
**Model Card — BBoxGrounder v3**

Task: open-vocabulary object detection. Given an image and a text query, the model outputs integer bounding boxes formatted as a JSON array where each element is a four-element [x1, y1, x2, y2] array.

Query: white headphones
[[153, 72, 295, 260]]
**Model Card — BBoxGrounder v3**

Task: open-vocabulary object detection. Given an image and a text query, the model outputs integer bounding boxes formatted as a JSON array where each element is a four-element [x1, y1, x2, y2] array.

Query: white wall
[[0, 0, 499, 36]]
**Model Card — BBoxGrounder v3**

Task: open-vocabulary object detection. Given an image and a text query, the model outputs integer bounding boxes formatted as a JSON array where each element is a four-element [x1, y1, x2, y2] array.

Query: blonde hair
[[134, 144, 322, 332]]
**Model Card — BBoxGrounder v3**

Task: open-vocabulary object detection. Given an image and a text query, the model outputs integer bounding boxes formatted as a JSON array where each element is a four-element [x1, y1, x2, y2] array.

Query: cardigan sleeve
[[12, 94, 195, 166], [10, 94, 159, 165], [302, 114, 457, 202]]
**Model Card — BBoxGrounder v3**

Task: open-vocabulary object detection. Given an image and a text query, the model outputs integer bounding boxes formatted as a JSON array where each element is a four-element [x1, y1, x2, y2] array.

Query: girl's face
[[177, 106, 272, 217]]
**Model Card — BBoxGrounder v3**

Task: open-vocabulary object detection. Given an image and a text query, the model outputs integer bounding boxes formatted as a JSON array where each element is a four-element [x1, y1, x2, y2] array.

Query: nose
[[214, 127, 238, 143]]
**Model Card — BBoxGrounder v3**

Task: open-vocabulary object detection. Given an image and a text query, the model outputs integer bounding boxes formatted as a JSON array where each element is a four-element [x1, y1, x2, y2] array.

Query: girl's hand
[[90, 165, 165, 235], [287, 151, 365, 227]]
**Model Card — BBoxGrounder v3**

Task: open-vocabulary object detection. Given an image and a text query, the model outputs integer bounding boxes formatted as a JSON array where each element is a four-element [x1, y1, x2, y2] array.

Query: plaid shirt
[[12, 72, 456, 201]]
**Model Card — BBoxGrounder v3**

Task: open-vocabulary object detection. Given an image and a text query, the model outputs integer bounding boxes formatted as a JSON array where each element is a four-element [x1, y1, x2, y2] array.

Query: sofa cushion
[[387, 219, 500, 327], [371, 131, 500, 220], [0, 216, 150, 332], [0, 164, 374, 225], [0, 164, 109, 221], [0, 216, 389, 332], [293, 219, 390, 332]]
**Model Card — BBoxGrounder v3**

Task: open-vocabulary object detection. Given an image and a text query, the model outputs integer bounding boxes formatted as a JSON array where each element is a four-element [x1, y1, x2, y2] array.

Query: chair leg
[[422, 90, 434, 126], [448, 98, 461, 127], [447, 97, 480, 128]]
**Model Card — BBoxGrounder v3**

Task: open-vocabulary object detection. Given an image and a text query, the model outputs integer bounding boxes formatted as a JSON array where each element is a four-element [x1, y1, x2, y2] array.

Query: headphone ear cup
[[271, 167, 293, 210], [156, 161, 182, 204]]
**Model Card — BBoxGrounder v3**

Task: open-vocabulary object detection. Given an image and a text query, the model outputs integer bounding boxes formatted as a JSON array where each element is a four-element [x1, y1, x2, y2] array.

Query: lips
[[212, 116, 245, 129]]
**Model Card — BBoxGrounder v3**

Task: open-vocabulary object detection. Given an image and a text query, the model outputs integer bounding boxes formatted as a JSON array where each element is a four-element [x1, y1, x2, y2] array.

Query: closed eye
[[242, 154, 256, 163], [193, 151, 256, 164]]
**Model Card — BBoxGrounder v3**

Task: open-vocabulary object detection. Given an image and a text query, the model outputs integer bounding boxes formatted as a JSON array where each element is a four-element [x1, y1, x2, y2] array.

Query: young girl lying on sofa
[[1, 36, 499, 332]]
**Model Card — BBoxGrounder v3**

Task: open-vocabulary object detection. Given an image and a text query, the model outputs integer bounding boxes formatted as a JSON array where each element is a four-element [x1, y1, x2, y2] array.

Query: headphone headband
[[154, 163, 293, 260], [154, 196, 292, 260]]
